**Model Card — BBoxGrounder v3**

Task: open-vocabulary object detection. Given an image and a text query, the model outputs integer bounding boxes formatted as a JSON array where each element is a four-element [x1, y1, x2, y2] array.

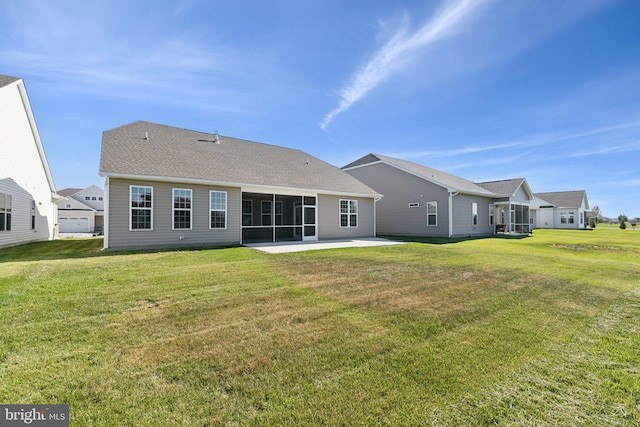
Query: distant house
[[342, 154, 533, 237], [99, 121, 380, 250], [0, 74, 58, 248], [531, 190, 590, 229], [57, 185, 104, 233]]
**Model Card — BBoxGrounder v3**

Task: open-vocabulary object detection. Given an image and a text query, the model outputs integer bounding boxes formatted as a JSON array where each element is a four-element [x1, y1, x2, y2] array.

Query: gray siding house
[[99, 121, 380, 250], [530, 190, 590, 229], [343, 154, 532, 238]]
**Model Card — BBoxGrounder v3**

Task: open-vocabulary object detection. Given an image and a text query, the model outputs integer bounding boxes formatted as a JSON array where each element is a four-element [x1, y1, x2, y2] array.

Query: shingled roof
[[475, 178, 530, 197], [0, 74, 20, 88], [100, 121, 379, 197], [534, 190, 588, 209], [343, 153, 495, 197]]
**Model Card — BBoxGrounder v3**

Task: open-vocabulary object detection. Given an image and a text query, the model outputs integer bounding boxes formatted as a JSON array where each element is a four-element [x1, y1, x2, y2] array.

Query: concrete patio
[[246, 237, 406, 254]]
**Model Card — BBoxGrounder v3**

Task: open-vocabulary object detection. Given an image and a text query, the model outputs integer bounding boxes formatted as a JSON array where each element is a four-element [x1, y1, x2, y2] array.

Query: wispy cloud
[[320, 0, 493, 130]]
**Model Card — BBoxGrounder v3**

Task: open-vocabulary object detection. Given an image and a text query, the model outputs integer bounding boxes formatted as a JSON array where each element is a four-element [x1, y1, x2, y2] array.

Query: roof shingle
[[100, 121, 379, 197]]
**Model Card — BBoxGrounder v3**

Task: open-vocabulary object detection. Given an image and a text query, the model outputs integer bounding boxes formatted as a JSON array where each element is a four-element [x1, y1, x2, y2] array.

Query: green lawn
[[1, 229, 639, 426]]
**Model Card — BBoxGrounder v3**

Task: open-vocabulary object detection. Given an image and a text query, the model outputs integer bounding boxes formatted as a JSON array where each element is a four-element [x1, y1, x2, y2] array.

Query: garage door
[[59, 217, 90, 233]]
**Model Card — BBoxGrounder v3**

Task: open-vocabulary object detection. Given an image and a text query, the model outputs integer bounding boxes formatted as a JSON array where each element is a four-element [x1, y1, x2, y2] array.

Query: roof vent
[[144, 132, 149, 140], [197, 130, 220, 144]]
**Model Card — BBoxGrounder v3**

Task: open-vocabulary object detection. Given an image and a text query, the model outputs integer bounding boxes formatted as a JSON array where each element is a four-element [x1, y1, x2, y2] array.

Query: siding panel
[[318, 195, 375, 239], [346, 163, 450, 237], [106, 178, 240, 250], [451, 194, 495, 237]]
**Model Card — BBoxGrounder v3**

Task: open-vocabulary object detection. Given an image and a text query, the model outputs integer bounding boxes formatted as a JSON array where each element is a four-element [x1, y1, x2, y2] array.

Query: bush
[[620, 221, 626, 229], [589, 218, 597, 228]]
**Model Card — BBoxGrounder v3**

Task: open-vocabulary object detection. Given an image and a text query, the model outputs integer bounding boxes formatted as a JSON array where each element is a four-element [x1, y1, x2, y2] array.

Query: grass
[[0, 229, 639, 426]]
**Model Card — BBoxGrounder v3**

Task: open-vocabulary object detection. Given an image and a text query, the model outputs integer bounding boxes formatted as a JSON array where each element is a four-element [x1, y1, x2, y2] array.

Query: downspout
[[103, 176, 109, 250], [374, 196, 382, 237], [448, 191, 458, 238]]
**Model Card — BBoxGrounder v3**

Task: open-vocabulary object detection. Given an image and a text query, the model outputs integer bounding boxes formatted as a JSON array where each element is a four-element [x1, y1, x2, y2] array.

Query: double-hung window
[[427, 201, 437, 226], [130, 186, 153, 230], [0, 193, 12, 231], [340, 199, 358, 228], [489, 204, 494, 226], [210, 191, 227, 229], [261, 201, 272, 226], [173, 188, 192, 230]]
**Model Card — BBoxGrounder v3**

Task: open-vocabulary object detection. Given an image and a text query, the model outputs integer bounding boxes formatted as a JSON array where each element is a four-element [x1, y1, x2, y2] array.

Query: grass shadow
[[380, 234, 530, 245], [0, 238, 243, 263]]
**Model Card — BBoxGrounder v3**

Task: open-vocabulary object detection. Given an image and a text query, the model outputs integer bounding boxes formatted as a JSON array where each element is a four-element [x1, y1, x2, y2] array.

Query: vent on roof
[[198, 130, 220, 144], [144, 132, 148, 140]]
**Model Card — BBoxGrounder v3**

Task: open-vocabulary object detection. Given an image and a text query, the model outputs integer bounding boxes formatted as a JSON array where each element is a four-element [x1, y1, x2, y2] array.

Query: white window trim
[[489, 204, 494, 226], [129, 185, 153, 231], [209, 190, 228, 230], [172, 188, 193, 231], [275, 201, 283, 226], [339, 199, 358, 228], [427, 201, 437, 227]]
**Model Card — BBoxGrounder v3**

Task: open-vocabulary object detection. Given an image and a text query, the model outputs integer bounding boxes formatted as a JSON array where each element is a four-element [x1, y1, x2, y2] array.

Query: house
[[530, 190, 590, 229], [0, 74, 58, 248], [342, 154, 533, 238], [475, 178, 534, 234], [99, 121, 381, 250], [57, 185, 104, 234]]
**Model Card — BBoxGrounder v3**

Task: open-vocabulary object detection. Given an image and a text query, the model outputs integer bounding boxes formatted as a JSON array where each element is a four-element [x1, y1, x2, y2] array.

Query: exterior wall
[[553, 208, 582, 229], [534, 208, 553, 229], [450, 194, 495, 237], [512, 185, 531, 203], [72, 186, 104, 211], [317, 194, 375, 240], [0, 81, 56, 248], [345, 163, 450, 237], [105, 178, 241, 250]]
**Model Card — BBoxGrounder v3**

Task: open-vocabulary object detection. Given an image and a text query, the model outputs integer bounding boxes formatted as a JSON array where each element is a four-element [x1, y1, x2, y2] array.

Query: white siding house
[[57, 186, 105, 233], [531, 190, 590, 229], [0, 75, 58, 248]]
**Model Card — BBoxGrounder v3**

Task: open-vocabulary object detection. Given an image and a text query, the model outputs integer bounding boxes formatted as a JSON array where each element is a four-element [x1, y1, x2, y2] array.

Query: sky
[[1, 0, 639, 218]]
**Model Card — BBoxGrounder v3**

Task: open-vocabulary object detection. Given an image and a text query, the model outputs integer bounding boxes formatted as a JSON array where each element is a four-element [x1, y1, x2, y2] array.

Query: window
[[489, 204, 494, 226], [427, 201, 437, 226], [242, 200, 253, 226], [568, 212, 575, 224], [340, 199, 358, 228], [172, 188, 192, 230], [261, 201, 272, 226], [561, 212, 569, 224], [65, 203, 72, 209], [408, 203, 420, 208], [130, 186, 152, 230], [91, 196, 97, 201], [31, 200, 36, 230], [85, 196, 91, 201], [210, 191, 227, 229], [0, 193, 12, 231], [472, 202, 478, 226], [98, 196, 103, 201]]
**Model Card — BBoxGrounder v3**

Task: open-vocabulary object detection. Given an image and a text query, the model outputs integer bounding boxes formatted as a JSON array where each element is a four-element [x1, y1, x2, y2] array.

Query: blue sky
[[1, 0, 639, 218]]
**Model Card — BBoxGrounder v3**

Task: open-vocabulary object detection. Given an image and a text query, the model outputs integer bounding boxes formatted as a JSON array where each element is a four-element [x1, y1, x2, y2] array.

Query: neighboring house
[[0, 74, 58, 248], [475, 178, 534, 234], [57, 185, 104, 233], [530, 190, 590, 229], [99, 121, 381, 250], [342, 154, 533, 238]]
